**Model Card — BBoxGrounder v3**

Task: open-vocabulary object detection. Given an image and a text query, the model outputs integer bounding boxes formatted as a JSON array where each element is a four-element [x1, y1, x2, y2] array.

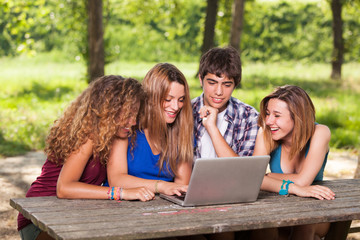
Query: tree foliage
[[1, 0, 359, 63]]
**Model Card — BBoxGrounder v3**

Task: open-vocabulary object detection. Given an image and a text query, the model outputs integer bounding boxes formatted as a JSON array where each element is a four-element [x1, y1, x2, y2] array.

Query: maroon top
[[17, 156, 107, 231]]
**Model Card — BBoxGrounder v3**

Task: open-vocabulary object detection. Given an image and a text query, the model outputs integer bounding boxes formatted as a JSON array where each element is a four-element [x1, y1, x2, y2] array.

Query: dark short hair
[[199, 46, 242, 87]]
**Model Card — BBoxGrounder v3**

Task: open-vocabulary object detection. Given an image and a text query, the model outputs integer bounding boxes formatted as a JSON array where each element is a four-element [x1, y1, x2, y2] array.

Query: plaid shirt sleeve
[[229, 99, 259, 156], [236, 108, 259, 156], [191, 96, 203, 160]]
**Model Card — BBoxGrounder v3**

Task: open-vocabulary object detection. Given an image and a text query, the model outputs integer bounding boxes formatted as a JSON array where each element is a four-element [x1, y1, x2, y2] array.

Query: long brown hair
[[141, 63, 193, 175], [45, 76, 146, 165], [258, 85, 315, 160]]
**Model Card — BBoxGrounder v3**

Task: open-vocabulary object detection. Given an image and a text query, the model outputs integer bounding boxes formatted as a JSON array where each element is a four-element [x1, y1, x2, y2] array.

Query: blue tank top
[[269, 140, 328, 182], [127, 130, 174, 181]]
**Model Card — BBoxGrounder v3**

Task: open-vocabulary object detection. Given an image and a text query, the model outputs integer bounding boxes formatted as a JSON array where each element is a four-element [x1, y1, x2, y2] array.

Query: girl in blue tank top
[[252, 85, 335, 240], [107, 63, 194, 197]]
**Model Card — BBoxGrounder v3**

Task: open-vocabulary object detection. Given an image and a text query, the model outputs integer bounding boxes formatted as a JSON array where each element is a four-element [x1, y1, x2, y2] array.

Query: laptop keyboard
[[174, 193, 186, 200]]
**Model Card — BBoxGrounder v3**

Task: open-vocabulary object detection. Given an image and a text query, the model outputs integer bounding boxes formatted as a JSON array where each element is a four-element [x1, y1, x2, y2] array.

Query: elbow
[[295, 178, 312, 187], [56, 184, 67, 199]]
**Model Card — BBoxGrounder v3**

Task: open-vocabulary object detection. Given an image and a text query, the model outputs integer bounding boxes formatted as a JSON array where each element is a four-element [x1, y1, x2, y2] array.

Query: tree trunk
[[87, 0, 104, 83], [330, 0, 344, 81], [201, 0, 219, 55], [230, 0, 245, 52]]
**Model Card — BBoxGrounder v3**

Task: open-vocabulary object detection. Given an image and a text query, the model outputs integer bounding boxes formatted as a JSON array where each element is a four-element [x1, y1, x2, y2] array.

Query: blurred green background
[[0, 0, 359, 157]]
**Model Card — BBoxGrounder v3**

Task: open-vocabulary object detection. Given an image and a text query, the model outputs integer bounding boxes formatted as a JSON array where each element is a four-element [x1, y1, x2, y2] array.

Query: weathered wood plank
[[9, 179, 360, 240]]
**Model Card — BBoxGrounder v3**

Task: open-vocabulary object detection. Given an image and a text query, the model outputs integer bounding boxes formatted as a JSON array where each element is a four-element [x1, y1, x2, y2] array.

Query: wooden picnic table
[[10, 179, 360, 240]]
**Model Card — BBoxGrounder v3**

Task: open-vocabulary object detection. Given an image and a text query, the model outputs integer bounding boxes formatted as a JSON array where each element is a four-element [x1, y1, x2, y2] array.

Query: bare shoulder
[[257, 126, 265, 136], [254, 127, 269, 155], [313, 124, 331, 141]]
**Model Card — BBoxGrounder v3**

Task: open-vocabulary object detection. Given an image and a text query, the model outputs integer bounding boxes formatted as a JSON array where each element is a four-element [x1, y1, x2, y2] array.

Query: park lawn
[[0, 54, 359, 157]]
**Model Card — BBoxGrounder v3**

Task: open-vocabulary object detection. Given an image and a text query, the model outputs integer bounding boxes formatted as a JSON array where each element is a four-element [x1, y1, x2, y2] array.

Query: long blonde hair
[[258, 85, 316, 160], [141, 63, 193, 175], [45, 76, 146, 165]]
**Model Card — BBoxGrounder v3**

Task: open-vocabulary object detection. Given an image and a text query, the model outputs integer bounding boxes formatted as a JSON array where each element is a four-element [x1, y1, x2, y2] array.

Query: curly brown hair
[[44, 75, 146, 166]]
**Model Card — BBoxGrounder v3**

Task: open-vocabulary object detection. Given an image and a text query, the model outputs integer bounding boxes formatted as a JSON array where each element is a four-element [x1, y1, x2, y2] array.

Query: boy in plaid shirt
[[192, 46, 259, 160]]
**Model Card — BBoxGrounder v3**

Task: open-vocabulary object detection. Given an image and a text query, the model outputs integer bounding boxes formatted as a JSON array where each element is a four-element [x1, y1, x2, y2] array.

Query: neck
[[144, 129, 161, 155]]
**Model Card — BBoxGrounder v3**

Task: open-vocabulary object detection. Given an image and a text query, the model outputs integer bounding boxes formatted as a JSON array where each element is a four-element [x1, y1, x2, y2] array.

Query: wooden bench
[[10, 179, 360, 240]]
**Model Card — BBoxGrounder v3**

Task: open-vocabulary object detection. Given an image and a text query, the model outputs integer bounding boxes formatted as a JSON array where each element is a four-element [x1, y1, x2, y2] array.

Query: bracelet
[[155, 180, 160, 194], [107, 187, 122, 200], [120, 187, 123, 200], [279, 180, 294, 195]]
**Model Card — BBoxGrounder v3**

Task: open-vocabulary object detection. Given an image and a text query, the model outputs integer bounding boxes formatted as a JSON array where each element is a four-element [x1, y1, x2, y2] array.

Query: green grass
[[1, 53, 359, 157]]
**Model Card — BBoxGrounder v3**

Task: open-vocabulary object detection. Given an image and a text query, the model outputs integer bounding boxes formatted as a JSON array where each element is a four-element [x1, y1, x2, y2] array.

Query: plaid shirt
[[192, 94, 259, 160]]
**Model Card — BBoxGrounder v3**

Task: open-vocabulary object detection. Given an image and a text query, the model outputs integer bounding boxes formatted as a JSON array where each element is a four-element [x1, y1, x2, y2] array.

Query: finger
[[140, 193, 150, 202], [313, 186, 335, 200], [311, 191, 324, 200], [173, 189, 182, 196], [146, 190, 155, 199], [136, 192, 146, 202]]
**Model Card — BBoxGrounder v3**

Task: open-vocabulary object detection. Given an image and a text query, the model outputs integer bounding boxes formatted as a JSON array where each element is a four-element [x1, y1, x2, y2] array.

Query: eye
[[164, 99, 171, 102], [224, 82, 233, 87], [179, 97, 185, 103]]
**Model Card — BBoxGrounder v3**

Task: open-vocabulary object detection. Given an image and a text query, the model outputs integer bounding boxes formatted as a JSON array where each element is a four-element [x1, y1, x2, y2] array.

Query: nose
[[171, 100, 179, 111], [215, 84, 223, 96], [265, 115, 273, 126]]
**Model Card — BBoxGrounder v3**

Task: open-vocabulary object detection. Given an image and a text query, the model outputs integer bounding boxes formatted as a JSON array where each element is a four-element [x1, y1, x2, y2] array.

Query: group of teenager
[[18, 46, 335, 240]]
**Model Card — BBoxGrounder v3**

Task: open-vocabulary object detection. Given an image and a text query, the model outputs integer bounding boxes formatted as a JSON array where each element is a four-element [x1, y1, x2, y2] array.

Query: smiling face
[[117, 101, 140, 139], [265, 98, 294, 143], [162, 81, 185, 124], [200, 73, 235, 112]]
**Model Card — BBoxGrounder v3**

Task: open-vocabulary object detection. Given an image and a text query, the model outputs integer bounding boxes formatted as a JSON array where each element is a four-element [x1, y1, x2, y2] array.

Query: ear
[[198, 74, 203, 88]]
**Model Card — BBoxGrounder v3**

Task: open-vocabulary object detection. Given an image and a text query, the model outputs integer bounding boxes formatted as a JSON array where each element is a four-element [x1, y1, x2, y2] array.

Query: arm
[[57, 139, 108, 199], [107, 138, 188, 196], [267, 125, 331, 186], [254, 127, 334, 200], [200, 105, 238, 157], [174, 161, 192, 184], [261, 175, 335, 200], [253, 127, 269, 156], [57, 139, 153, 201]]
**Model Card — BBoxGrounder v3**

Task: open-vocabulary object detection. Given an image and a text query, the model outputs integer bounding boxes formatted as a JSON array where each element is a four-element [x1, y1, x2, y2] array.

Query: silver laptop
[[160, 155, 270, 207]]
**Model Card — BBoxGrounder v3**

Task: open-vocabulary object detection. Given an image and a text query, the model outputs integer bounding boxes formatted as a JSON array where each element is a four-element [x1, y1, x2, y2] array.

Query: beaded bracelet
[[107, 187, 123, 200], [279, 180, 294, 195]]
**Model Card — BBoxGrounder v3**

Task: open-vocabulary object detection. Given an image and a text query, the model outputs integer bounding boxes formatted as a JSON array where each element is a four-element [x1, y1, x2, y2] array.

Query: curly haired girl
[[18, 75, 151, 240]]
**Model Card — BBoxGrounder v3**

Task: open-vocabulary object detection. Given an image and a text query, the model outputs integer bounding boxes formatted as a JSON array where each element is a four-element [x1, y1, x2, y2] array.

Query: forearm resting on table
[[57, 182, 108, 199], [266, 172, 314, 186], [108, 173, 158, 192]]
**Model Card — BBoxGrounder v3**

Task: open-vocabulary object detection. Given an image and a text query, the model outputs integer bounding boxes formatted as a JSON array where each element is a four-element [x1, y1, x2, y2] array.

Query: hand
[[122, 187, 155, 202], [199, 105, 218, 130], [290, 184, 335, 200], [158, 181, 188, 196]]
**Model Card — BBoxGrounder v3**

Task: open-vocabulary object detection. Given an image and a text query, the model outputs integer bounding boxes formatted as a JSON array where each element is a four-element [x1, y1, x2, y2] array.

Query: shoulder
[[191, 96, 201, 106], [253, 127, 270, 155], [254, 127, 266, 145], [314, 124, 331, 137], [191, 96, 202, 119], [230, 97, 258, 116], [80, 138, 94, 153], [312, 124, 331, 142]]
